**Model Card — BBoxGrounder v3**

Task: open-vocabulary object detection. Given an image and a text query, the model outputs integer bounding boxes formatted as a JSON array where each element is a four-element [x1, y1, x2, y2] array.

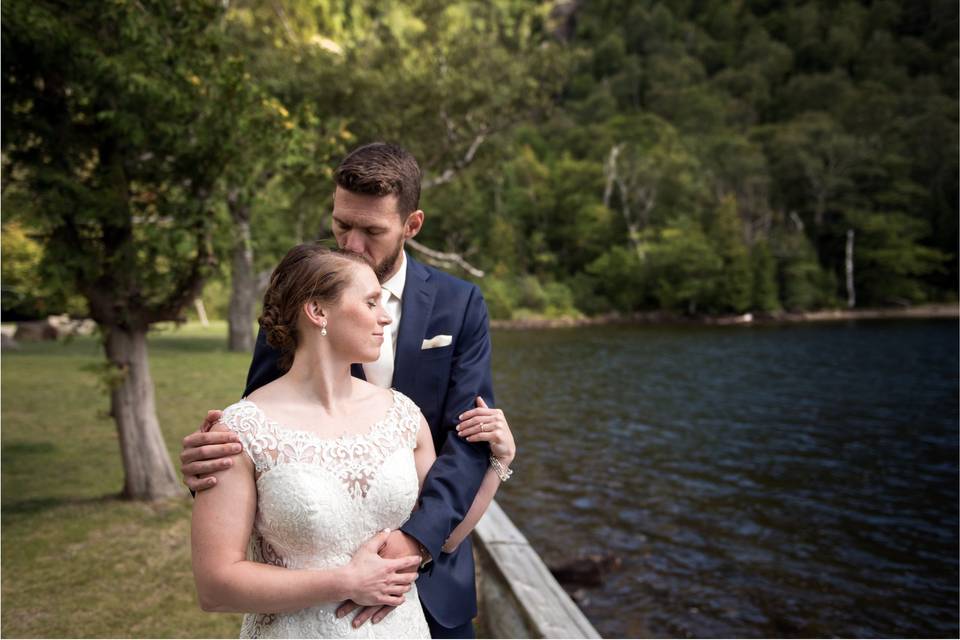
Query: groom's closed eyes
[[332, 217, 387, 236]]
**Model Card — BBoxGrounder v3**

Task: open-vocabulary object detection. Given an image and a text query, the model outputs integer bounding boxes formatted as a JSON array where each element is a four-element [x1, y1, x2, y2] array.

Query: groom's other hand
[[179, 410, 242, 492], [337, 530, 421, 627]]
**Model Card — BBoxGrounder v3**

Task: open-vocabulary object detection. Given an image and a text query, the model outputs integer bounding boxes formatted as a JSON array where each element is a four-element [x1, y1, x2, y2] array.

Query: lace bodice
[[219, 389, 430, 639]]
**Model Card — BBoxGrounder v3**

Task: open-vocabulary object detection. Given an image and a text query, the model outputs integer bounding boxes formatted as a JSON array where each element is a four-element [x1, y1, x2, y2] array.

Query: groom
[[180, 142, 500, 638]]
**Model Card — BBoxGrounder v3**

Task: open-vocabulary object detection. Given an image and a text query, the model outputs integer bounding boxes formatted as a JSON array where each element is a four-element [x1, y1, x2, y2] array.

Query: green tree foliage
[[642, 221, 725, 314], [3, 1, 239, 322], [6, 0, 958, 335], [459, 0, 957, 316], [0, 220, 86, 318], [201, 0, 569, 333], [750, 242, 781, 313], [2, 0, 249, 499], [386, 0, 954, 318], [844, 210, 950, 304], [773, 226, 840, 311], [707, 196, 752, 313]]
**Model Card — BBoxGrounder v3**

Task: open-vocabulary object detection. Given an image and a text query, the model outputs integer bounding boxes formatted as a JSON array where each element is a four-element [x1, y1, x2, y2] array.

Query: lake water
[[490, 319, 959, 638]]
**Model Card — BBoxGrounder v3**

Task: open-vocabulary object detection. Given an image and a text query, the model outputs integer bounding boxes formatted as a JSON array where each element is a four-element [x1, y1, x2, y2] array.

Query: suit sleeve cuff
[[401, 513, 444, 568]]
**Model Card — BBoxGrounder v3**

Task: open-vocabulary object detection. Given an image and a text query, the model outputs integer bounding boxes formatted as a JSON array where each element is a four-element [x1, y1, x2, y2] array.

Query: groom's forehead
[[331, 190, 403, 223]]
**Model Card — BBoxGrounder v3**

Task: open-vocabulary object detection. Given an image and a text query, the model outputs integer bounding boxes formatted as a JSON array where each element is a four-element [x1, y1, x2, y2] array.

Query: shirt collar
[[381, 250, 407, 301]]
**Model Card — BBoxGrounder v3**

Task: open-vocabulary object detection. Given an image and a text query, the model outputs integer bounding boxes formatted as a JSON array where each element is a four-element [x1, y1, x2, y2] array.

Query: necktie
[[363, 288, 395, 388]]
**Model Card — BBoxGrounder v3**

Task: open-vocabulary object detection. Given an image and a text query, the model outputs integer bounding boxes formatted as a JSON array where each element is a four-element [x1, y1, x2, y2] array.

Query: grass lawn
[[2, 322, 252, 637]]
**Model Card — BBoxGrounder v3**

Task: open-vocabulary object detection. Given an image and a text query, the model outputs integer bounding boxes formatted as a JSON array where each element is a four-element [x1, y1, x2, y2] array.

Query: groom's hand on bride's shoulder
[[179, 410, 243, 492]]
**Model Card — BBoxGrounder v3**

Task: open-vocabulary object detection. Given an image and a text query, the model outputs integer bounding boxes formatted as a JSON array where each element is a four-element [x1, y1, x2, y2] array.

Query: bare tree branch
[[421, 132, 487, 190], [789, 210, 805, 232], [271, 0, 297, 45], [604, 142, 651, 259], [406, 238, 484, 277], [602, 144, 622, 208], [144, 228, 215, 324]]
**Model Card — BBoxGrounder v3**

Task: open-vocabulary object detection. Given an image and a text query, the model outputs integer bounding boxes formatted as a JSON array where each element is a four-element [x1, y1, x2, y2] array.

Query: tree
[[706, 195, 752, 313], [2, 0, 243, 499], [0, 219, 79, 320], [749, 241, 780, 313], [218, 0, 353, 352], [340, 0, 571, 268], [601, 115, 706, 259], [843, 209, 950, 305], [771, 224, 838, 312], [760, 112, 865, 233], [641, 220, 724, 314], [208, 0, 569, 340]]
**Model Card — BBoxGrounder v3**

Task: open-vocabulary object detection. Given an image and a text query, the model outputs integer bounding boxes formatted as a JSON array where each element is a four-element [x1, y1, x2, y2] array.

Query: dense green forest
[[4, 0, 958, 325]]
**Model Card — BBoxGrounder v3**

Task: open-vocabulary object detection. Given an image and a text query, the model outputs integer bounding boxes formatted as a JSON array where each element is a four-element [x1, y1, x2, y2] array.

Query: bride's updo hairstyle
[[259, 243, 371, 371]]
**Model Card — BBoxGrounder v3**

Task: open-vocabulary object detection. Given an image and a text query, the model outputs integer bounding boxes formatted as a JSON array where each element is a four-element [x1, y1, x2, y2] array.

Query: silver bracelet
[[490, 456, 513, 482]]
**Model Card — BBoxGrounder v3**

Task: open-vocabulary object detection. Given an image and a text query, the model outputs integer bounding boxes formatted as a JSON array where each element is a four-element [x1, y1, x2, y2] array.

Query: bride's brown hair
[[259, 243, 372, 371]]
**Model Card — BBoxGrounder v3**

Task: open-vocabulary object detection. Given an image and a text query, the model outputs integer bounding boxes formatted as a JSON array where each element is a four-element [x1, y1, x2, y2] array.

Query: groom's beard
[[374, 238, 404, 283]]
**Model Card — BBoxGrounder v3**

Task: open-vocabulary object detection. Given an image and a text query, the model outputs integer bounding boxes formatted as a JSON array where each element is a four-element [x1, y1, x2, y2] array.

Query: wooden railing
[[472, 500, 601, 639]]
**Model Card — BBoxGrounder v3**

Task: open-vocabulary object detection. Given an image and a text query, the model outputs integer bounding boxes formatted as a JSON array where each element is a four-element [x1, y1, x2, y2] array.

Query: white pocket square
[[421, 335, 453, 350]]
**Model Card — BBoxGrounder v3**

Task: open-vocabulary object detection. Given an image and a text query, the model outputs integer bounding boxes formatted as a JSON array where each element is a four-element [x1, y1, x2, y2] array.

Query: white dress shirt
[[363, 251, 406, 388]]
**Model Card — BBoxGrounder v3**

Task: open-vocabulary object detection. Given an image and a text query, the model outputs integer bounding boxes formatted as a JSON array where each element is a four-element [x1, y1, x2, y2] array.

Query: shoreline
[[489, 303, 960, 330]]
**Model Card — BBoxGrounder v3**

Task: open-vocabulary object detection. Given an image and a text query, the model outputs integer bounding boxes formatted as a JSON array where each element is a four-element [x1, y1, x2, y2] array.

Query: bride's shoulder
[[384, 390, 425, 435], [216, 399, 263, 435], [390, 389, 421, 415]]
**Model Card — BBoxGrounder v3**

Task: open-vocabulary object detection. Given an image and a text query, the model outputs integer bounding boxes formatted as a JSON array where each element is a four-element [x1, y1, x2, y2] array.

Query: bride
[[191, 244, 515, 638]]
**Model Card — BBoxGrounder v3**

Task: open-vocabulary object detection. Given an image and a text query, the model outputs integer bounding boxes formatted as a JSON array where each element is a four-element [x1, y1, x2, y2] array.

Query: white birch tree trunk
[[845, 228, 855, 309], [194, 298, 209, 327]]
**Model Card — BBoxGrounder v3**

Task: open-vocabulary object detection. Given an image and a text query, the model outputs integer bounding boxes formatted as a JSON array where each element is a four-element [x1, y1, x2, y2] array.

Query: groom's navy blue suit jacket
[[243, 255, 493, 629]]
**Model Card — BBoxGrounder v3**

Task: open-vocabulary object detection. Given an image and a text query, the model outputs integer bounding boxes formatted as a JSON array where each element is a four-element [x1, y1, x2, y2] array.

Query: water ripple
[[491, 320, 959, 638]]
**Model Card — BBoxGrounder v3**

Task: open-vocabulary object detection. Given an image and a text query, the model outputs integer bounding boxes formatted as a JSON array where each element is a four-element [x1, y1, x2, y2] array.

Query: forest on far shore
[[3, 0, 958, 330]]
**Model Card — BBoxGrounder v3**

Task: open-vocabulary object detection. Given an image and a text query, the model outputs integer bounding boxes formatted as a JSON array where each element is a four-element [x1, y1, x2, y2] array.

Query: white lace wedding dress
[[219, 389, 431, 639]]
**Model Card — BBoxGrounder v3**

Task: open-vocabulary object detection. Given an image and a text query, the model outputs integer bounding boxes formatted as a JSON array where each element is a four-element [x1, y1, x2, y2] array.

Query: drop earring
[[321, 319, 327, 337]]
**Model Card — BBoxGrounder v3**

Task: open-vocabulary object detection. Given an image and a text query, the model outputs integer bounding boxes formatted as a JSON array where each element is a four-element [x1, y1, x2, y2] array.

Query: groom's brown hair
[[333, 142, 422, 220]]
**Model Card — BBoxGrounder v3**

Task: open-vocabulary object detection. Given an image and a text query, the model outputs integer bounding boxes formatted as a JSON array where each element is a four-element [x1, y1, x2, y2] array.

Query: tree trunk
[[228, 198, 255, 352], [104, 326, 182, 500], [194, 298, 209, 327], [845, 228, 855, 309], [813, 189, 826, 229]]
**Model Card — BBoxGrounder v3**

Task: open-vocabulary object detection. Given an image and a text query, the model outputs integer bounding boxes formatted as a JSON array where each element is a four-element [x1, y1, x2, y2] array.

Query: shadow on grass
[[1, 493, 123, 519], [1, 338, 103, 358], [2, 440, 59, 477], [2, 441, 57, 457], [2, 440, 59, 484], [1, 441, 124, 520], [148, 335, 232, 354]]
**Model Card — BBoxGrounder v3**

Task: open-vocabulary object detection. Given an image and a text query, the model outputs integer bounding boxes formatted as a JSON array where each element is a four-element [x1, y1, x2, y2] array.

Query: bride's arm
[[192, 425, 419, 613], [412, 414, 438, 489], [412, 408, 515, 554], [441, 469, 504, 553]]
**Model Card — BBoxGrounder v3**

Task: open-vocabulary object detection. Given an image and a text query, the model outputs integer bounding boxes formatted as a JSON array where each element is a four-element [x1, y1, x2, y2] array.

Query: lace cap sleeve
[[219, 400, 273, 473], [391, 390, 424, 449]]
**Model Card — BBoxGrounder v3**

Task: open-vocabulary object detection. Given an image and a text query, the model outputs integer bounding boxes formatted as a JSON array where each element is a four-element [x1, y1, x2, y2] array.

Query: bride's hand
[[456, 396, 516, 466], [343, 530, 421, 607]]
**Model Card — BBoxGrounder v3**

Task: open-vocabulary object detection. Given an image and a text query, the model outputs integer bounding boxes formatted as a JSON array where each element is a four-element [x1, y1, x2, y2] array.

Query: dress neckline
[[238, 388, 400, 445]]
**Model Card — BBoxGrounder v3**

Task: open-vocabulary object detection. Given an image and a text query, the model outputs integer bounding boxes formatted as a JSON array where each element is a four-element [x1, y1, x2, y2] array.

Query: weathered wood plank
[[474, 500, 601, 639]]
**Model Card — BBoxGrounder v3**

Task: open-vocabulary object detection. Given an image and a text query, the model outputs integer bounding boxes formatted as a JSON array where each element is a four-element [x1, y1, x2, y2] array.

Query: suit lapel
[[393, 256, 435, 394]]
